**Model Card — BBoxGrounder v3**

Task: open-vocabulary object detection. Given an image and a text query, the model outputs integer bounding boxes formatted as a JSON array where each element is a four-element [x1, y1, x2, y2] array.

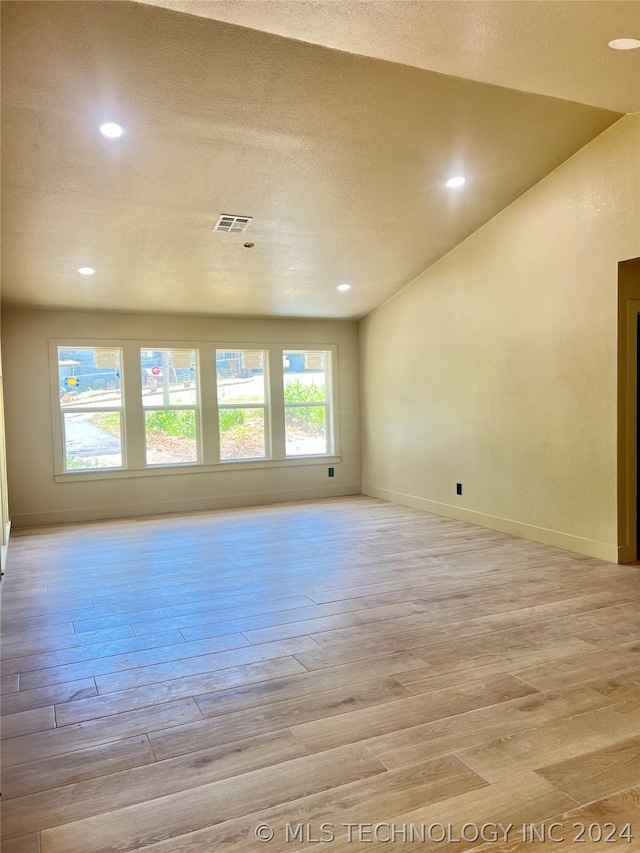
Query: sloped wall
[[360, 114, 640, 562]]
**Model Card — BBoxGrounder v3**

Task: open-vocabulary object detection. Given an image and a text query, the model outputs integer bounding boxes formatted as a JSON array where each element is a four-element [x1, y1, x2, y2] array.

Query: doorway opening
[[617, 257, 640, 562], [637, 313, 640, 560]]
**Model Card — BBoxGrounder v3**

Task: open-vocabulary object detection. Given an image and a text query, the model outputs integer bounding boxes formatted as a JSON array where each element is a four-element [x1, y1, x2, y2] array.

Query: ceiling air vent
[[213, 214, 253, 234]]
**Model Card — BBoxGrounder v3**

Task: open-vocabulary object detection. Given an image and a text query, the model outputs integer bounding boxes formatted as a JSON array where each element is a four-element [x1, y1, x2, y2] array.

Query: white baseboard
[[363, 485, 619, 563], [12, 485, 362, 528]]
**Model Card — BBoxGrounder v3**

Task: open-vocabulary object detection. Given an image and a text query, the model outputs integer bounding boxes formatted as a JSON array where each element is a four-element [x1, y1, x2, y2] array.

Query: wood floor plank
[[456, 698, 640, 783], [1, 586, 48, 599], [2, 735, 156, 799], [0, 678, 98, 717], [581, 602, 638, 627], [290, 674, 539, 753], [39, 743, 386, 853], [1, 729, 307, 837], [240, 600, 428, 646], [177, 594, 427, 641], [132, 753, 488, 853], [1, 673, 20, 693], [0, 833, 41, 853], [55, 656, 305, 725], [575, 623, 640, 648], [410, 617, 602, 666], [585, 669, 640, 700], [303, 578, 463, 604], [305, 609, 487, 650], [1, 630, 188, 677], [192, 651, 426, 719], [391, 638, 595, 695], [4, 593, 181, 622], [18, 632, 251, 691], [513, 646, 640, 691], [1, 697, 204, 767], [320, 772, 576, 853], [0, 625, 136, 661], [403, 633, 596, 670], [1, 620, 75, 643], [294, 613, 597, 671], [471, 786, 640, 852], [73, 595, 315, 635], [149, 676, 412, 761], [147, 770, 578, 853], [1, 705, 56, 739], [92, 637, 320, 694], [536, 734, 640, 804], [551, 786, 640, 848], [127, 595, 318, 636], [363, 685, 620, 770]]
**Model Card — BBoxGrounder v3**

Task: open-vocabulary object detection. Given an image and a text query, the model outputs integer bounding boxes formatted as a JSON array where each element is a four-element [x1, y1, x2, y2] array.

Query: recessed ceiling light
[[337, 283, 351, 291], [99, 122, 124, 138], [77, 267, 95, 275], [446, 176, 466, 188], [608, 38, 640, 49]]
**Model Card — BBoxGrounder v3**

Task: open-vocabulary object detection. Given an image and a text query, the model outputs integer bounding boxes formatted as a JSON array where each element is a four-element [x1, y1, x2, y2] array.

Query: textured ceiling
[[136, 0, 640, 113], [0, 1, 628, 319]]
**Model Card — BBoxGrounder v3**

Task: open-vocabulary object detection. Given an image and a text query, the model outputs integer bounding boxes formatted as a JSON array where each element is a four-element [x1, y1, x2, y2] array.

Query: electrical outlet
[[456, 483, 462, 495], [328, 467, 335, 477]]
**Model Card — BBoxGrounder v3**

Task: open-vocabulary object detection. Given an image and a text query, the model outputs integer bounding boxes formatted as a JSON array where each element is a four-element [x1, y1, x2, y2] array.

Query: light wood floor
[[1, 496, 639, 853]]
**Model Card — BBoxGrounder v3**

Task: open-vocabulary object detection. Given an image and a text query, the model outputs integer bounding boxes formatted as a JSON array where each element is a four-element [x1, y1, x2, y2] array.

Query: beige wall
[[360, 113, 640, 563], [2, 309, 361, 526]]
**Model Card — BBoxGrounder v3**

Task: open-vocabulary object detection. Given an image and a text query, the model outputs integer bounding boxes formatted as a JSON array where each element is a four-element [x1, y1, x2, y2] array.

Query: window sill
[[54, 455, 341, 483]]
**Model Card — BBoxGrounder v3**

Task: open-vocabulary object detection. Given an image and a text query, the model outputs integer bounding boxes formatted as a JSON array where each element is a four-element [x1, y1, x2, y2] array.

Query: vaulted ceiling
[[136, 0, 640, 113], [2, 1, 638, 319]]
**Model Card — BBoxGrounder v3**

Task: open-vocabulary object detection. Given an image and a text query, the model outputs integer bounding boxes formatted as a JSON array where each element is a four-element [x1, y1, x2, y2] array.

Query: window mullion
[[122, 344, 146, 469], [268, 346, 286, 460], [143, 406, 197, 412], [199, 343, 219, 464], [218, 403, 266, 410], [284, 402, 327, 408]]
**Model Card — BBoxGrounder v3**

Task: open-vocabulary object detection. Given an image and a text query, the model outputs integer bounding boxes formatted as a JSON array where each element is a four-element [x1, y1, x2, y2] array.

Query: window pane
[[141, 349, 197, 407], [219, 408, 265, 460], [216, 350, 265, 404], [285, 406, 327, 456], [145, 410, 197, 465], [59, 347, 122, 409], [283, 351, 326, 403], [64, 411, 122, 469]]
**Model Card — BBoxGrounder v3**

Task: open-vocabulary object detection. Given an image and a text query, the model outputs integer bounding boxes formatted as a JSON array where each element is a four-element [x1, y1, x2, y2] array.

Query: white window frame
[[50, 339, 340, 481], [283, 349, 334, 457], [216, 349, 270, 462], [141, 347, 201, 467], [54, 344, 126, 473]]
